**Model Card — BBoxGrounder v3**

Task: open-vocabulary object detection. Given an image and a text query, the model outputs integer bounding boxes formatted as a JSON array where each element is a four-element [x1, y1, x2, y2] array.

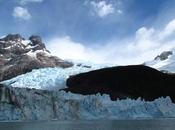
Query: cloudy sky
[[1, 0, 175, 64]]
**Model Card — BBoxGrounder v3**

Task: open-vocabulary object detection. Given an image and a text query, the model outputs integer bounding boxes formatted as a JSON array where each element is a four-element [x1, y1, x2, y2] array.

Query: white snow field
[[146, 49, 175, 72]]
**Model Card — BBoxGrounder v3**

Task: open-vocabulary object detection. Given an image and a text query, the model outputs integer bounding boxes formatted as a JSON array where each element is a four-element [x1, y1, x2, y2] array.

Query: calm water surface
[[0, 119, 175, 130]]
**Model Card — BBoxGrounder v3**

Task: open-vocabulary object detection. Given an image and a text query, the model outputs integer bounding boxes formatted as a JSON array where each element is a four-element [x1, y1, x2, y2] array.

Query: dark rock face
[[154, 51, 173, 61], [0, 34, 73, 81], [0, 34, 24, 42], [65, 65, 175, 102], [0, 84, 18, 105], [29, 35, 48, 52], [29, 35, 42, 45]]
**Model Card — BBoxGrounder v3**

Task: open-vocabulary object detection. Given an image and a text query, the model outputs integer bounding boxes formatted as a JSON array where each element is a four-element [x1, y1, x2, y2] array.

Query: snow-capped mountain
[[0, 34, 73, 81], [145, 49, 175, 73]]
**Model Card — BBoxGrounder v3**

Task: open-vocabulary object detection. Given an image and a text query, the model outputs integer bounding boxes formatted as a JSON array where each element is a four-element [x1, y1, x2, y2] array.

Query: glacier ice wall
[[1, 64, 108, 90], [0, 86, 175, 120]]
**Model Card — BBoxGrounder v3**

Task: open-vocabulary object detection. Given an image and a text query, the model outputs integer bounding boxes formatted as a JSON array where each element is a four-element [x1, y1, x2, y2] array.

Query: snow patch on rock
[[21, 40, 30, 46]]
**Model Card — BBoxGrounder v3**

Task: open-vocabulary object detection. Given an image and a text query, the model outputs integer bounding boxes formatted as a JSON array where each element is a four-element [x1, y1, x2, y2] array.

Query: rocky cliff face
[[0, 34, 73, 81]]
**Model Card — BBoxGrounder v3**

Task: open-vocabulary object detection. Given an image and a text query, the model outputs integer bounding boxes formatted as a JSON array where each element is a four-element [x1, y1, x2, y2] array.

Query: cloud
[[47, 19, 175, 65], [13, 6, 31, 20], [13, 0, 43, 20], [47, 37, 102, 62], [159, 19, 175, 40], [117, 9, 123, 14], [89, 1, 115, 18], [19, 0, 43, 5]]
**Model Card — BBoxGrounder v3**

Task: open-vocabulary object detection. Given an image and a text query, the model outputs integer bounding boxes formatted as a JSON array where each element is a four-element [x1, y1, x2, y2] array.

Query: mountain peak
[[0, 34, 73, 81], [0, 34, 48, 53], [29, 35, 42, 44], [0, 34, 24, 42]]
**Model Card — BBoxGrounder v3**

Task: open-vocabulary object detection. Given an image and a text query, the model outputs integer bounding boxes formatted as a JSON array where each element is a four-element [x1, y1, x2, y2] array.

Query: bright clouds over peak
[[47, 18, 175, 65], [1, 0, 175, 64], [13, 6, 31, 20], [159, 19, 175, 39]]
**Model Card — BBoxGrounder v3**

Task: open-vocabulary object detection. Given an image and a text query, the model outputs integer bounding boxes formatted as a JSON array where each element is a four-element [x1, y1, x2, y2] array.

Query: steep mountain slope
[[0, 34, 73, 81]]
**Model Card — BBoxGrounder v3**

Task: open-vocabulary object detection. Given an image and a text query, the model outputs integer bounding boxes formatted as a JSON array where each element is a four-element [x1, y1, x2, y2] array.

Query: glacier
[[1, 63, 111, 90], [1, 61, 175, 120], [0, 86, 175, 120]]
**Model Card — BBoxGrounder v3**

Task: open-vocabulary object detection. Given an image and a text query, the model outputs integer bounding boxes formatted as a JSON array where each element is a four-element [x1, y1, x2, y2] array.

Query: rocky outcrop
[[154, 51, 173, 61], [1, 34, 24, 42], [0, 34, 73, 81], [0, 84, 13, 104], [65, 65, 175, 102], [144, 49, 175, 73], [29, 35, 48, 52]]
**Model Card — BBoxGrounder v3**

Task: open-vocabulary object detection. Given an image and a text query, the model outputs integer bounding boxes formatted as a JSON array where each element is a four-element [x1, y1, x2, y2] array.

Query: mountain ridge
[[0, 34, 73, 81]]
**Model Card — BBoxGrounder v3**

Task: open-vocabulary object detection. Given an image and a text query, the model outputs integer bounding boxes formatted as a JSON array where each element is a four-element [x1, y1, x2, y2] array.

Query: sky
[[1, 0, 175, 65]]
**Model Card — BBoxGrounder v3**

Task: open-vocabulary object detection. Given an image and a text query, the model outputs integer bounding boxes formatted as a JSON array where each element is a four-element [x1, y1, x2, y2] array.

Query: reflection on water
[[0, 119, 175, 130]]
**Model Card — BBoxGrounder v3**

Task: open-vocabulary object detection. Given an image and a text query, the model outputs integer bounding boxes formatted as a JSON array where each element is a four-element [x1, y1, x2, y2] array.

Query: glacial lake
[[0, 119, 175, 130]]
